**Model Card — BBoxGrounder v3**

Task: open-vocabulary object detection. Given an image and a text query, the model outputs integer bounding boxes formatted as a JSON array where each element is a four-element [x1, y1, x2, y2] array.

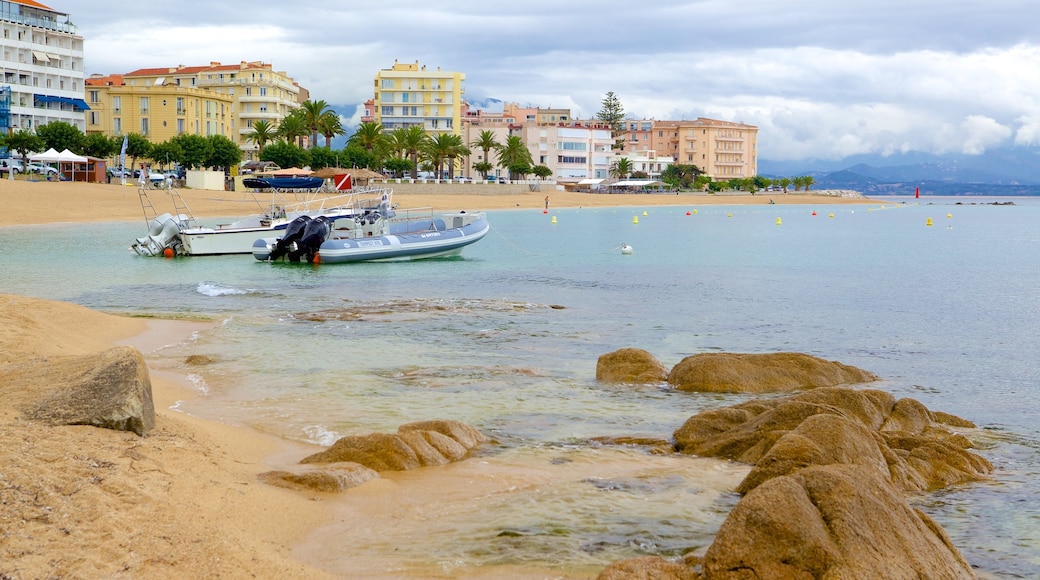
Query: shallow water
[[2, 196, 1039, 577]]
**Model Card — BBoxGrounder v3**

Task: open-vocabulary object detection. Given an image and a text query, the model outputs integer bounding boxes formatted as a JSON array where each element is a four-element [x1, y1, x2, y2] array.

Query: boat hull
[[252, 215, 489, 263]]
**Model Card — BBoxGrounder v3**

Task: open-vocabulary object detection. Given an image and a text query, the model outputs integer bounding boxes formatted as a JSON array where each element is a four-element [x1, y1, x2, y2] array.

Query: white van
[[0, 159, 24, 174]]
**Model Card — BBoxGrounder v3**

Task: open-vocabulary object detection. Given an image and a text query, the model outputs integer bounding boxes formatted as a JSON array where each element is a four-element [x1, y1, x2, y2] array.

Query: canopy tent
[[29, 148, 62, 162], [58, 149, 88, 162]]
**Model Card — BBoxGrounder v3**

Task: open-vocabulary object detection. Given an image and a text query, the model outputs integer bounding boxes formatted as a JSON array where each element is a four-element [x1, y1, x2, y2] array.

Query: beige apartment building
[[84, 61, 305, 159], [648, 118, 758, 179], [370, 60, 465, 137]]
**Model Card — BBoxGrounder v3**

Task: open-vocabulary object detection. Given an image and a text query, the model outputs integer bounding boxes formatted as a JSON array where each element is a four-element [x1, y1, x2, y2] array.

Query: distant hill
[[760, 147, 1040, 195]]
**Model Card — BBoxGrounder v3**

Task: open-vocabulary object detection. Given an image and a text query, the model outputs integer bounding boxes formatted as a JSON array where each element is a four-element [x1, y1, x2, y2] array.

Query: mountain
[[760, 147, 1040, 195]]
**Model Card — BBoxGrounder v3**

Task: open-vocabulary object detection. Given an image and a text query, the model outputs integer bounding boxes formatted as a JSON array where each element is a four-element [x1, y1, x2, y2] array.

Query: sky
[[65, 0, 1040, 162]]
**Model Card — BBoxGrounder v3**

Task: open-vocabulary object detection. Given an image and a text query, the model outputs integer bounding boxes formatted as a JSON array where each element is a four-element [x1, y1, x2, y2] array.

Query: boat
[[131, 182, 393, 257], [241, 176, 325, 190], [251, 202, 489, 264]]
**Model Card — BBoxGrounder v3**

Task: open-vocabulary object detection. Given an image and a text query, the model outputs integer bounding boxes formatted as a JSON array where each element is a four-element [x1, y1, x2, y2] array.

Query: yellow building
[[372, 60, 464, 136], [649, 118, 758, 179], [84, 61, 305, 158]]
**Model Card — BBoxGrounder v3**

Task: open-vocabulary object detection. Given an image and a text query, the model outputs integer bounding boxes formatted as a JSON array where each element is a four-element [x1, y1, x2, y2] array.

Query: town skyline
[[68, 0, 1040, 164]]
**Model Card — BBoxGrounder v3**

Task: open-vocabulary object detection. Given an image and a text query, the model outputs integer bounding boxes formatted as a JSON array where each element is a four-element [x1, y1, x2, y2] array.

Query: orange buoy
[[811, 210, 817, 216], [686, 211, 691, 216], [313, 253, 321, 264], [163, 247, 174, 258]]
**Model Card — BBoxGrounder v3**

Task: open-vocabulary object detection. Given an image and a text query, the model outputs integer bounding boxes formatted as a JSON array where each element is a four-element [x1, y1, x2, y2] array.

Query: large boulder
[[702, 464, 975, 579], [673, 387, 991, 493], [596, 555, 698, 580], [667, 352, 878, 393], [596, 348, 669, 384], [0, 346, 155, 436], [299, 419, 487, 471]]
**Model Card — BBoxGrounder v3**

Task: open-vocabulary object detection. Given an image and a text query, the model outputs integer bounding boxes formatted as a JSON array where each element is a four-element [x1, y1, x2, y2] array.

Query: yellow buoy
[[642, 210, 648, 216], [776, 217, 782, 225], [551, 215, 557, 224], [693, 209, 698, 214], [926, 218, 933, 226], [947, 213, 952, 219], [633, 215, 639, 224], [727, 213, 733, 218], [829, 213, 834, 218]]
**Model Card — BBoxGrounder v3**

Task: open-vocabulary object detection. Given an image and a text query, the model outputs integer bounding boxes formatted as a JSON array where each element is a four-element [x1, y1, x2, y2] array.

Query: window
[[139, 97, 149, 115], [177, 119, 184, 134], [141, 118, 149, 135], [259, 87, 267, 96], [382, 106, 394, 115], [88, 112, 98, 125], [245, 87, 251, 96], [112, 96, 121, 113], [113, 118, 121, 133], [381, 79, 394, 89], [176, 97, 184, 114], [89, 90, 98, 103], [558, 142, 587, 151]]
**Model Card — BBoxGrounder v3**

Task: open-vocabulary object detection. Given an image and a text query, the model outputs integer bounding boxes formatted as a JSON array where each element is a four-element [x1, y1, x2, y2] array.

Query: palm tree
[[395, 125, 429, 179], [610, 157, 632, 180], [246, 120, 277, 157], [350, 121, 385, 153], [317, 112, 345, 149], [494, 135, 534, 180], [469, 130, 499, 179], [277, 112, 309, 148], [443, 133, 470, 179], [299, 100, 331, 149], [424, 133, 457, 180]]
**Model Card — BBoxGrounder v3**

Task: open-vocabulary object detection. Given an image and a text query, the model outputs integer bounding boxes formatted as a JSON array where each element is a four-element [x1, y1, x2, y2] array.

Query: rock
[[673, 388, 991, 494], [596, 555, 697, 580], [0, 346, 155, 436], [666, 352, 878, 393], [299, 420, 486, 471], [258, 462, 379, 493], [702, 465, 975, 579], [596, 348, 669, 383]]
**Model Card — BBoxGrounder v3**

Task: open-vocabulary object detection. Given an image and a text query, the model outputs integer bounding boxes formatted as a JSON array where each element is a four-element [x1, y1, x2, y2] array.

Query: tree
[[5, 129, 44, 168], [778, 176, 792, 193], [81, 133, 118, 160], [596, 91, 626, 150], [309, 146, 339, 169], [383, 156, 412, 177], [318, 112, 345, 148], [246, 120, 277, 156], [299, 99, 331, 149], [169, 134, 211, 169], [392, 126, 429, 179], [278, 111, 309, 148], [123, 133, 153, 174], [35, 121, 85, 153], [494, 135, 533, 180], [205, 135, 242, 171], [610, 157, 632, 180], [531, 165, 553, 180], [470, 130, 499, 178], [660, 163, 703, 189], [442, 133, 469, 179], [149, 140, 183, 170], [350, 121, 385, 152], [261, 140, 310, 170], [424, 133, 457, 179]]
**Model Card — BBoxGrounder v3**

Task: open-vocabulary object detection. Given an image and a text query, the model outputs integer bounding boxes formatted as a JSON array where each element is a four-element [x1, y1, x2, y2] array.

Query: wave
[[196, 281, 253, 297]]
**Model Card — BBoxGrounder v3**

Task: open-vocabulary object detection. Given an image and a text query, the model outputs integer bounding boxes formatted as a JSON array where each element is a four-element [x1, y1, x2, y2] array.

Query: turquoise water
[[2, 197, 1039, 577]]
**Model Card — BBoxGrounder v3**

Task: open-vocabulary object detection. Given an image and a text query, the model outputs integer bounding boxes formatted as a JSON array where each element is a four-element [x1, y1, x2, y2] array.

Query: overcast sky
[[67, 0, 1039, 161]]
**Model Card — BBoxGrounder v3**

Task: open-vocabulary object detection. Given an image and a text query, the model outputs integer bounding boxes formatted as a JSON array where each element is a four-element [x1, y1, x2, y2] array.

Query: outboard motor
[[132, 213, 187, 256], [267, 215, 311, 261], [288, 216, 331, 263]]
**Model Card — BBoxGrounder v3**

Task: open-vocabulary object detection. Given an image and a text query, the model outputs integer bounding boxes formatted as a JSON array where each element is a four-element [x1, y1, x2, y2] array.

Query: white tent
[[29, 148, 62, 162], [58, 149, 88, 162]]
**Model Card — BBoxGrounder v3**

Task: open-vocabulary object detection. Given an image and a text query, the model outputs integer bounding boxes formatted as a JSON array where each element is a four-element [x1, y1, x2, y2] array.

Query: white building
[[0, 0, 86, 134]]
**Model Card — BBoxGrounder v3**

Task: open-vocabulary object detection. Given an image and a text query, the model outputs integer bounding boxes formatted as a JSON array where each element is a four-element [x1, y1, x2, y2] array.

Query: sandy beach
[[0, 178, 877, 227], [0, 179, 882, 578]]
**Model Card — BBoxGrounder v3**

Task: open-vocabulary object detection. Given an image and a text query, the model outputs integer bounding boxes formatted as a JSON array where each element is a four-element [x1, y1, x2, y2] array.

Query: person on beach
[[545, 195, 550, 210]]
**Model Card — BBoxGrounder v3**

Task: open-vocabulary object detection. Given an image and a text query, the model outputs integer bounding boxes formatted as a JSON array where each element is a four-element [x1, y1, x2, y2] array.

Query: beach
[[0, 179, 886, 578], [0, 178, 873, 227]]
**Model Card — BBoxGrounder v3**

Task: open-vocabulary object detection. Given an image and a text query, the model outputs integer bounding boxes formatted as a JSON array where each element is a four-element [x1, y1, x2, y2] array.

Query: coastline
[[0, 179, 881, 228], [0, 179, 883, 577]]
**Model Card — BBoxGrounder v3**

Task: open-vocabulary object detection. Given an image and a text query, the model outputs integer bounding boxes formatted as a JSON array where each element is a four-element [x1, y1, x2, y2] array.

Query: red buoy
[[163, 247, 174, 258]]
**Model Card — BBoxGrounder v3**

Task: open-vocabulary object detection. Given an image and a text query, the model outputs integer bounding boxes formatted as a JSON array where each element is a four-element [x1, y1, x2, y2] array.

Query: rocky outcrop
[[667, 352, 878, 393], [258, 463, 379, 493], [702, 464, 975, 579], [0, 346, 155, 436], [596, 348, 669, 384], [597, 555, 699, 580], [673, 387, 991, 493], [299, 419, 487, 471]]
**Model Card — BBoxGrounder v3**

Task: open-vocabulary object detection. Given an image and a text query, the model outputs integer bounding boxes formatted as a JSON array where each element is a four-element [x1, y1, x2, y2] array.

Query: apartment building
[[649, 118, 758, 179], [0, 0, 86, 134], [85, 61, 305, 159], [371, 60, 464, 136]]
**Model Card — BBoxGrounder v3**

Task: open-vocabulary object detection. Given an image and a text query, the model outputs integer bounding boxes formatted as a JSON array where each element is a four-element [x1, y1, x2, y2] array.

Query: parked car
[[107, 167, 132, 178], [453, 176, 472, 183], [27, 162, 59, 176], [0, 159, 24, 174]]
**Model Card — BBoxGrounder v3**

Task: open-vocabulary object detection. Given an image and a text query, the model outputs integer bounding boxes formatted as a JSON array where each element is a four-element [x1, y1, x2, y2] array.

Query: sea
[[1, 195, 1038, 578]]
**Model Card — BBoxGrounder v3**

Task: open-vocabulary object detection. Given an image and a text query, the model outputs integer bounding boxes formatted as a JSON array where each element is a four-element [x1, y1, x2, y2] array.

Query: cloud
[[70, 0, 1040, 161]]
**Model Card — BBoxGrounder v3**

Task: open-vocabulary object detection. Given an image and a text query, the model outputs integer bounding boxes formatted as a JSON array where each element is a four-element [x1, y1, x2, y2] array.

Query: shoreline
[[0, 297, 336, 578], [0, 179, 886, 228]]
